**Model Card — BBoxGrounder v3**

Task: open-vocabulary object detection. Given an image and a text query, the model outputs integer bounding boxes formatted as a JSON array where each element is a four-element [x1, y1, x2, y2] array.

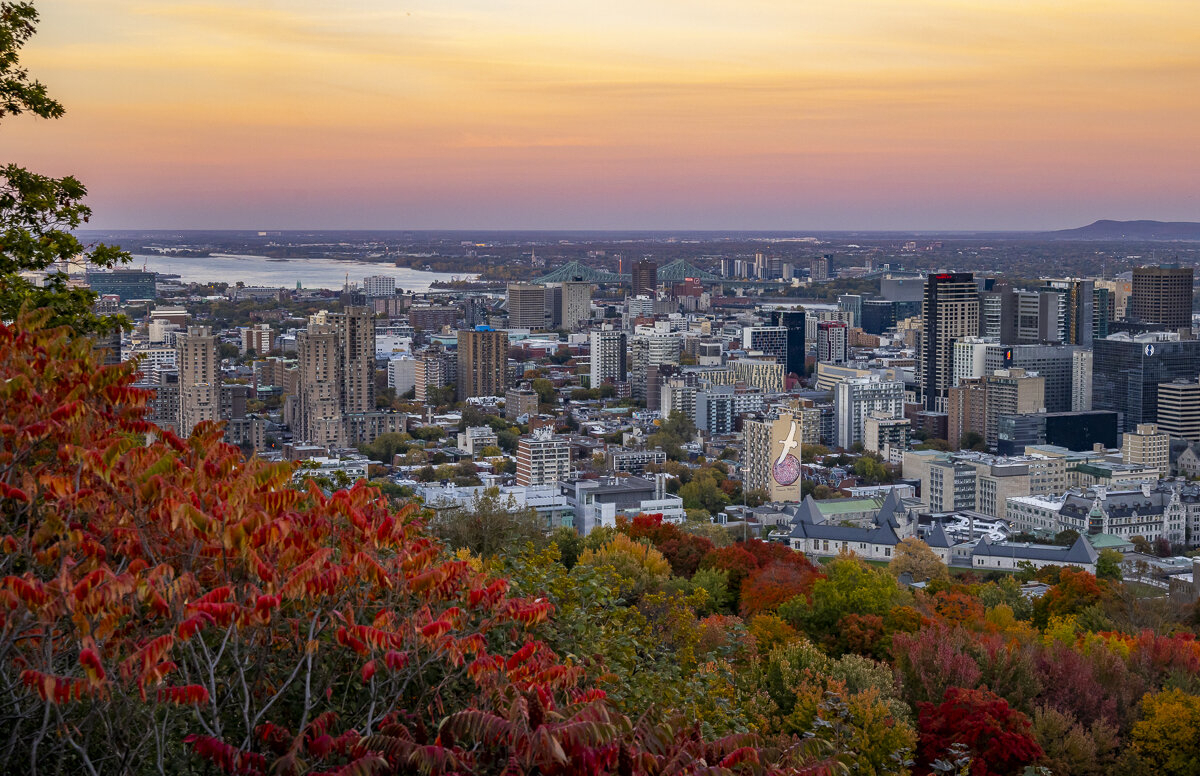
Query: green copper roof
[[1087, 533, 1134, 549], [813, 497, 883, 515]]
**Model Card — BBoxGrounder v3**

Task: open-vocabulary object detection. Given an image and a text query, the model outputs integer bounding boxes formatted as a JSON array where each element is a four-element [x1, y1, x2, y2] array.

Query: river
[[130, 253, 476, 293]]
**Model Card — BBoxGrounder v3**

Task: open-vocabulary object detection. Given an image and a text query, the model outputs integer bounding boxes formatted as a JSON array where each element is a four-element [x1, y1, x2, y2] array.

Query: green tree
[[531, 377, 556, 408], [433, 487, 546, 556], [750, 640, 915, 770], [779, 556, 910, 640], [743, 487, 770, 508], [502, 546, 749, 733], [960, 431, 987, 451], [425, 385, 456, 406], [410, 425, 445, 442], [577, 533, 671, 600], [660, 410, 697, 440], [1095, 549, 1123, 581], [688, 567, 734, 614], [801, 444, 830, 463], [646, 411, 697, 460], [1, 2, 129, 334], [549, 525, 584, 569], [359, 431, 412, 461], [678, 470, 729, 514], [1053, 528, 1081, 546], [852, 455, 889, 484], [497, 428, 520, 452]]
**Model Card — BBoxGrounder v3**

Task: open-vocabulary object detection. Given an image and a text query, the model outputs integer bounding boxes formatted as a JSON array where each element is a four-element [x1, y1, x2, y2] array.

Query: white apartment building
[[952, 337, 996, 386], [124, 346, 177, 371], [387, 356, 416, 394], [834, 375, 906, 450], [630, 324, 681, 401], [589, 327, 627, 386], [457, 426, 499, 455], [363, 275, 396, 297], [516, 428, 572, 487]]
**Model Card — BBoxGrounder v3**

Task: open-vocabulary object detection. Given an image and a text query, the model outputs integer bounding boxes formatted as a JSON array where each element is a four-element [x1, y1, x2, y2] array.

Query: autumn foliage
[[0, 314, 868, 775], [621, 513, 715, 577], [916, 687, 1043, 776], [738, 562, 821, 618], [12, 313, 1200, 775]]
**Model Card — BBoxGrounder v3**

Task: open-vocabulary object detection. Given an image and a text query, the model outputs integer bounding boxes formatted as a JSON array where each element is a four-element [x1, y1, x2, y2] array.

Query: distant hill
[[1051, 219, 1200, 240]]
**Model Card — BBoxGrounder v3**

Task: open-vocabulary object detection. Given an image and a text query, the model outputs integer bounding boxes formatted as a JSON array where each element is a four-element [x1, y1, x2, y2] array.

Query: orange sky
[[7, 0, 1200, 229]]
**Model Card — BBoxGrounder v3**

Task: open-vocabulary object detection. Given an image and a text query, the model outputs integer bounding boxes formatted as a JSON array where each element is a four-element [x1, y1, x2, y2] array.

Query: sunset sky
[[7, 0, 1200, 230]]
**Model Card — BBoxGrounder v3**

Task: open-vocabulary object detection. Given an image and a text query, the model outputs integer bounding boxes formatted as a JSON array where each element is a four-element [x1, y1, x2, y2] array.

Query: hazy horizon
[[9, 1, 1200, 230]]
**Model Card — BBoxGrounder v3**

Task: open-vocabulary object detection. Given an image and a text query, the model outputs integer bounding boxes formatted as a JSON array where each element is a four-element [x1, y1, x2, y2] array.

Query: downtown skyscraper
[[919, 273, 980, 411]]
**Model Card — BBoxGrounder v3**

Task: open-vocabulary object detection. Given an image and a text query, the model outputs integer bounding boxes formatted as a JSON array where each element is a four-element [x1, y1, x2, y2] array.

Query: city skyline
[[8, 0, 1200, 231]]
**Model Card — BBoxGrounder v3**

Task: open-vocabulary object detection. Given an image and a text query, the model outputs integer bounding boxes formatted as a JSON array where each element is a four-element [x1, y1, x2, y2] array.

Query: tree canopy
[[1, 2, 129, 333]]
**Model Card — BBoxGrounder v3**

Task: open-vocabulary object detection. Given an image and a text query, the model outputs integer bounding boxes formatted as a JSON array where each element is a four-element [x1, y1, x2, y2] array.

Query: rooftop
[[814, 497, 884, 515]]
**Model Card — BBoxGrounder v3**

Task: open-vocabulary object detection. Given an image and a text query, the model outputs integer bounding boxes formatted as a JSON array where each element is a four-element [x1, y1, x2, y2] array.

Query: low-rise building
[[457, 426, 499, 456], [561, 475, 684, 534], [970, 535, 1098, 573], [505, 384, 540, 421], [608, 449, 667, 474], [1007, 481, 1200, 546], [415, 483, 577, 531], [785, 489, 918, 561]]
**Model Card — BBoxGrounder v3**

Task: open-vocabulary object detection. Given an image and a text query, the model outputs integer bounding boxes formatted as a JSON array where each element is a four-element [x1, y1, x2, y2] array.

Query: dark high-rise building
[[861, 300, 895, 335], [86, 269, 157, 302], [1062, 279, 1095, 346], [837, 294, 862, 328], [996, 410, 1119, 455], [1093, 333, 1200, 431], [770, 309, 806, 377], [1131, 265, 1193, 330], [645, 364, 679, 412], [860, 299, 919, 335], [632, 258, 658, 297], [1093, 287, 1113, 340], [918, 272, 979, 411]]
